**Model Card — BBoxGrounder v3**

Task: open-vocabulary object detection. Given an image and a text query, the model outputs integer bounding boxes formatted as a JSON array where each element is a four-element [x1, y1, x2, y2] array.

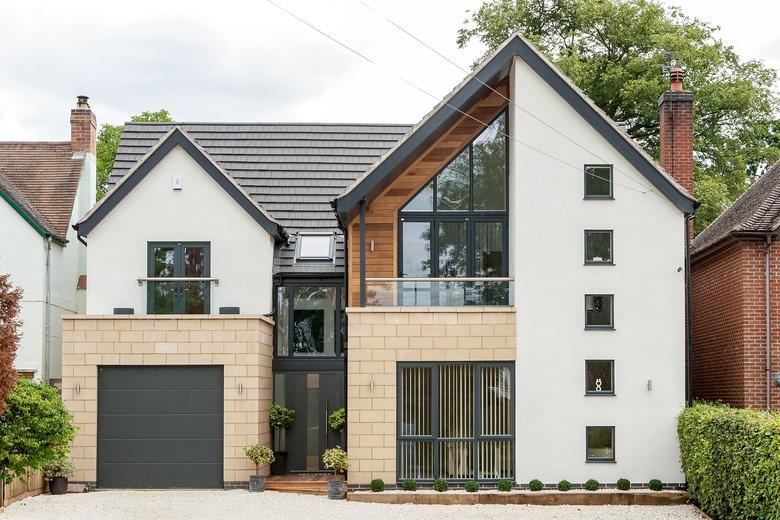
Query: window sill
[[585, 459, 617, 464], [584, 327, 616, 331], [584, 262, 615, 266], [584, 393, 616, 397], [583, 196, 615, 201]]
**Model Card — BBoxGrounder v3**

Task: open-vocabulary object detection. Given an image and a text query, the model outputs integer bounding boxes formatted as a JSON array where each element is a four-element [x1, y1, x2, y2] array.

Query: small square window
[[585, 230, 613, 264], [585, 294, 613, 329], [585, 360, 614, 395], [584, 165, 613, 199], [296, 234, 334, 261], [586, 426, 615, 462]]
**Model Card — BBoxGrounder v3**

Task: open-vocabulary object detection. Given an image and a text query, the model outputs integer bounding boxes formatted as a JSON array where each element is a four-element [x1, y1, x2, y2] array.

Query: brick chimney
[[658, 68, 694, 195], [70, 95, 96, 156]]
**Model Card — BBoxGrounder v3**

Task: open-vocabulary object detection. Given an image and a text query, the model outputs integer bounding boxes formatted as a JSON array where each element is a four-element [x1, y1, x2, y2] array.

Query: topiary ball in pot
[[433, 478, 448, 492], [464, 480, 479, 493], [370, 478, 384, 492], [528, 479, 543, 492], [557, 479, 571, 492], [616, 478, 631, 491], [42, 459, 75, 496], [401, 478, 418, 491], [648, 479, 663, 491], [585, 479, 599, 491], [497, 479, 513, 492]]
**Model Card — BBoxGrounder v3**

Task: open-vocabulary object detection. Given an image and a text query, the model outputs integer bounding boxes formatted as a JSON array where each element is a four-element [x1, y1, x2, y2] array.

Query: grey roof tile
[[110, 122, 410, 274]]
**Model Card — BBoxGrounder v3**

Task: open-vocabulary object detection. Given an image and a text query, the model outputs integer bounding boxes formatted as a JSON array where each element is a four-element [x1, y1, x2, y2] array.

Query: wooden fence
[[0, 470, 45, 509]]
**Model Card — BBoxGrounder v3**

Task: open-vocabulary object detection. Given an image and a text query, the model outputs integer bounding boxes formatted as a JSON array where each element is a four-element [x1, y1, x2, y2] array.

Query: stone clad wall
[[61, 315, 273, 486], [345, 307, 517, 485]]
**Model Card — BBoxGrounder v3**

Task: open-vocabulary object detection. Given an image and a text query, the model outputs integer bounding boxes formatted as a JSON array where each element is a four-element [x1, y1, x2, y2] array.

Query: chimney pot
[[76, 95, 90, 108], [670, 67, 685, 91]]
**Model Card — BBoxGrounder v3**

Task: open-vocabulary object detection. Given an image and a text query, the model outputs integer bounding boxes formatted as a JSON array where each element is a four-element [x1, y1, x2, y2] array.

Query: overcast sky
[[1, 0, 778, 141]]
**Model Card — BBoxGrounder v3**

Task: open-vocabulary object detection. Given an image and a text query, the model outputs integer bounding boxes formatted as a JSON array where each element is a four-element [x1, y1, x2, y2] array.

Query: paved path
[[0, 490, 705, 520]]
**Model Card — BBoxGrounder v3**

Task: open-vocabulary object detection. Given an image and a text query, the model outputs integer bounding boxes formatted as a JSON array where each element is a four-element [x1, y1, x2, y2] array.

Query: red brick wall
[[659, 91, 694, 196], [70, 108, 96, 155], [691, 239, 780, 409]]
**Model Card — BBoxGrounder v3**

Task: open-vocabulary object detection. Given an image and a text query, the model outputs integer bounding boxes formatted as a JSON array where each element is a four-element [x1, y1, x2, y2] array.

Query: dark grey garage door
[[98, 366, 223, 488]]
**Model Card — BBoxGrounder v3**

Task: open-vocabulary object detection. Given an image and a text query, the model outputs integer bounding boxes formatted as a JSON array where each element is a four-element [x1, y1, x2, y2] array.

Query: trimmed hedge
[[678, 403, 780, 520]]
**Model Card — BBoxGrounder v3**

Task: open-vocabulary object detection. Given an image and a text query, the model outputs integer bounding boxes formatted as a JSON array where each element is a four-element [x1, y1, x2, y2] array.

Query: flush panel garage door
[[97, 366, 223, 488]]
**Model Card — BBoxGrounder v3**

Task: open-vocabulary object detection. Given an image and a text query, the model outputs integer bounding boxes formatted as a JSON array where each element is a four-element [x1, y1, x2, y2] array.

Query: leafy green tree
[[457, 0, 780, 233], [0, 379, 75, 483], [96, 109, 173, 200], [0, 274, 22, 414]]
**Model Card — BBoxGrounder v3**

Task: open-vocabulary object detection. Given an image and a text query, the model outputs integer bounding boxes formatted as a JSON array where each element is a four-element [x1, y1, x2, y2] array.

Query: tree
[[0, 274, 22, 415], [457, 0, 780, 233], [96, 109, 174, 200], [0, 379, 75, 483]]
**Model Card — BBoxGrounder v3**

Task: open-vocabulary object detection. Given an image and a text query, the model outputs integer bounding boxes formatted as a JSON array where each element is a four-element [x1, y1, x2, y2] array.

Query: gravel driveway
[[0, 490, 704, 520]]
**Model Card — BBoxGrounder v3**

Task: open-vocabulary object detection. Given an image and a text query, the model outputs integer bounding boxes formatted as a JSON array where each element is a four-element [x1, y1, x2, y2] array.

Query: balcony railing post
[[359, 198, 367, 307]]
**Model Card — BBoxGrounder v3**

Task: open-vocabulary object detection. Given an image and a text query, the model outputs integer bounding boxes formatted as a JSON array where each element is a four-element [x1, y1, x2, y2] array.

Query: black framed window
[[147, 242, 210, 314], [585, 360, 614, 395], [584, 230, 613, 264], [584, 165, 613, 199], [275, 283, 345, 358], [586, 426, 615, 462], [397, 362, 514, 482], [585, 294, 614, 329]]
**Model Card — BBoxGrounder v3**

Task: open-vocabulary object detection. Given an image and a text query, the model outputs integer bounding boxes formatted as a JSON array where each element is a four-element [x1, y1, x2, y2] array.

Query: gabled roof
[[0, 141, 84, 242], [691, 161, 780, 255], [108, 122, 410, 274], [334, 32, 697, 221], [77, 126, 287, 241]]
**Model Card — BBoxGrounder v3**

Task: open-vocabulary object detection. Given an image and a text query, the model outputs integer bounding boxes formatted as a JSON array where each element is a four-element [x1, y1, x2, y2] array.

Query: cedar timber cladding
[[347, 81, 510, 305]]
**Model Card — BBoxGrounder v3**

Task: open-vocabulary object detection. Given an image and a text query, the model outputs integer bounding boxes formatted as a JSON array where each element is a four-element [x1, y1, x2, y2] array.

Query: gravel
[[0, 490, 705, 520]]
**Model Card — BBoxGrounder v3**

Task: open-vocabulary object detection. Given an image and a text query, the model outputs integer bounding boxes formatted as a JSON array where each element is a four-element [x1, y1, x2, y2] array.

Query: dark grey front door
[[97, 366, 223, 488]]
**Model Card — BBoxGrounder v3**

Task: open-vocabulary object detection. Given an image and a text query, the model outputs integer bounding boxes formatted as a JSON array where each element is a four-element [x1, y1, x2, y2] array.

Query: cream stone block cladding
[[345, 307, 516, 485], [61, 315, 273, 486]]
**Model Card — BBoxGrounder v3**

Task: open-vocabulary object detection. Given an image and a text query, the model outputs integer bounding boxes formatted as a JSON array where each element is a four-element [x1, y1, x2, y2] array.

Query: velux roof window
[[295, 234, 335, 262]]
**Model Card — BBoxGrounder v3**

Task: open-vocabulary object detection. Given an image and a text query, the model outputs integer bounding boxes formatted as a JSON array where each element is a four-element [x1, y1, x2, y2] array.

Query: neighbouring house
[[0, 97, 96, 384], [62, 34, 697, 489], [691, 160, 780, 410]]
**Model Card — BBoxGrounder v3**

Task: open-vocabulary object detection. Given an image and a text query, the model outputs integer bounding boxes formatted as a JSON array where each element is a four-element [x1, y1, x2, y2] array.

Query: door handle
[[324, 399, 329, 447]]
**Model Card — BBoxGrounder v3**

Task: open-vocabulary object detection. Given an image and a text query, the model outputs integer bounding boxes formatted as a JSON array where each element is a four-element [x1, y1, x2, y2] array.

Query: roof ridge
[[123, 122, 412, 127]]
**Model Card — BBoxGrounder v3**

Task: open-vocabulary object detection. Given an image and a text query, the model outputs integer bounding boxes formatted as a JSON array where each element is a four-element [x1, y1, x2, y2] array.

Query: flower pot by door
[[248, 475, 266, 492], [327, 479, 346, 500], [49, 477, 68, 495]]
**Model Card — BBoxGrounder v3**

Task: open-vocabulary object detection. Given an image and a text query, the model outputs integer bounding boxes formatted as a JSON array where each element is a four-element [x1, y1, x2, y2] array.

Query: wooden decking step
[[266, 474, 340, 496]]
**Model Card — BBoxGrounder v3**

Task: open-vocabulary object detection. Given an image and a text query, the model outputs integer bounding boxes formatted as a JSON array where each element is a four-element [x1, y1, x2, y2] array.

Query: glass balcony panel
[[365, 278, 512, 307]]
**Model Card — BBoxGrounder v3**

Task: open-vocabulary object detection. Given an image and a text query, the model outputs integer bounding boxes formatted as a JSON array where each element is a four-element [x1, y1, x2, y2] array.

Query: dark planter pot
[[248, 475, 266, 492], [48, 477, 68, 495], [327, 479, 346, 500], [271, 452, 287, 475]]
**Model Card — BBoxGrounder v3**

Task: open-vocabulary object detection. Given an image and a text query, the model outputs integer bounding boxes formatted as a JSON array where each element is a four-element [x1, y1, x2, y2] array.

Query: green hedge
[[678, 403, 780, 520]]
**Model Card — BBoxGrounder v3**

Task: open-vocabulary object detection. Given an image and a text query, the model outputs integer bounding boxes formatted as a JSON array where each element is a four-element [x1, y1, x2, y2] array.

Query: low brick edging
[[346, 490, 690, 506]]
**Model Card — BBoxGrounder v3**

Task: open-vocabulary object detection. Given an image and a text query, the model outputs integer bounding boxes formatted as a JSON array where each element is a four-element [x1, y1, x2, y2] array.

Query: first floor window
[[275, 284, 344, 357], [147, 242, 210, 314], [586, 426, 615, 462], [584, 165, 613, 199], [584, 230, 613, 264], [585, 294, 614, 329], [398, 362, 514, 481], [585, 360, 614, 395]]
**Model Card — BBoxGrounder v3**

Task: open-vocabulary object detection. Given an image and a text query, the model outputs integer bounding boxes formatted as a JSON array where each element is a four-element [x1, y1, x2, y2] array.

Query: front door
[[278, 371, 344, 472]]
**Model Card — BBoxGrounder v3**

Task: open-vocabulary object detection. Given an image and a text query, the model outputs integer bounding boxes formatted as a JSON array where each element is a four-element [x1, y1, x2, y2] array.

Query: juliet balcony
[[362, 277, 514, 307]]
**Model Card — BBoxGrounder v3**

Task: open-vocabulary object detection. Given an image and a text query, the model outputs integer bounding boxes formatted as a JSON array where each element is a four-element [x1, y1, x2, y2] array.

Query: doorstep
[[346, 490, 690, 506]]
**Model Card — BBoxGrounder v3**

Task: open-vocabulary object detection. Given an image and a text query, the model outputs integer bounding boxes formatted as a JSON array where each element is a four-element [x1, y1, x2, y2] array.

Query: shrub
[[616, 478, 631, 491], [528, 479, 543, 491], [322, 446, 349, 475], [268, 403, 295, 431], [0, 379, 75, 484], [42, 459, 75, 479], [498, 479, 513, 492], [557, 479, 571, 492], [464, 480, 479, 492], [0, 275, 22, 414], [678, 402, 780, 519], [585, 479, 599, 491], [244, 444, 274, 474], [433, 478, 448, 492], [328, 407, 346, 432], [647, 479, 663, 492], [370, 478, 384, 492], [401, 478, 418, 491]]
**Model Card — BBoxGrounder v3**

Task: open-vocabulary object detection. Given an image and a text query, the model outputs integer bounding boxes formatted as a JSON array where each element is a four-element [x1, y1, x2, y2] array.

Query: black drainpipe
[[685, 214, 694, 406], [765, 235, 773, 410]]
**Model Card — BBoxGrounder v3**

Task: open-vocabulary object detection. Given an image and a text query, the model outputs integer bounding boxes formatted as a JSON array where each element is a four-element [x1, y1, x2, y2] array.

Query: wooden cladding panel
[[348, 81, 509, 305]]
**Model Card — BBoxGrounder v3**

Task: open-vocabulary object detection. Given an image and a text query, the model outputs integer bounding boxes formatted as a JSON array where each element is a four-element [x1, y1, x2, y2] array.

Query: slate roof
[[0, 141, 84, 241], [109, 123, 411, 274], [692, 161, 780, 255]]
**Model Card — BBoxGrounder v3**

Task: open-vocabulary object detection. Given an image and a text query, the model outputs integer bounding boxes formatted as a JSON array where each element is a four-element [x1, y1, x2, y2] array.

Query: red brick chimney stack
[[71, 95, 97, 156], [659, 68, 694, 196]]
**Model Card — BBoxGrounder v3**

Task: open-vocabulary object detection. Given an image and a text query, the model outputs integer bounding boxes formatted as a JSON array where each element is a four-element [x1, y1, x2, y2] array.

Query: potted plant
[[42, 458, 75, 495], [328, 407, 346, 436], [244, 444, 274, 492], [269, 403, 295, 475], [322, 446, 349, 499]]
